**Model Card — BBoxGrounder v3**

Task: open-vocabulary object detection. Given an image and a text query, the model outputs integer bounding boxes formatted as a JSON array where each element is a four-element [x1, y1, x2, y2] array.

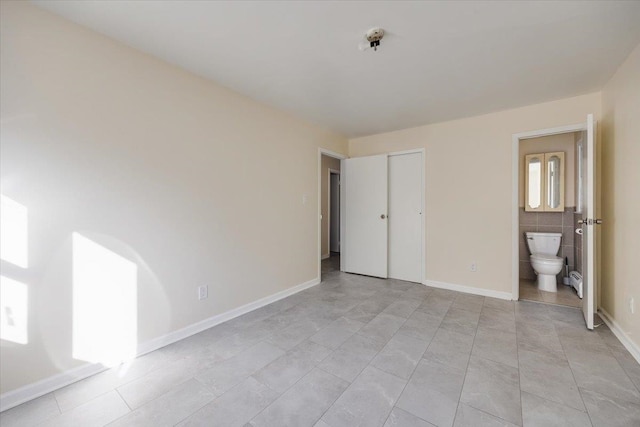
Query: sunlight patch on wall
[[0, 276, 28, 344], [72, 233, 137, 366], [0, 194, 28, 268]]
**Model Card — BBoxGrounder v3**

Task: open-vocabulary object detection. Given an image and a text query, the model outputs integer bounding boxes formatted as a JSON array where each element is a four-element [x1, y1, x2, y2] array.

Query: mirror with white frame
[[525, 154, 544, 211], [525, 151, 565, 212]]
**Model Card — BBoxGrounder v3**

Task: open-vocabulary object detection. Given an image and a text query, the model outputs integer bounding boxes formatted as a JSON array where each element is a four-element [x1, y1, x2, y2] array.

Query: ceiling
[[33, 1, 640, 137]]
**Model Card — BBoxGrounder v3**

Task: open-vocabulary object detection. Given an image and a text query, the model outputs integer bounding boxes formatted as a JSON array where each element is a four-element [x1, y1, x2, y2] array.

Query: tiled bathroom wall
[[519, 207, 578, 283]]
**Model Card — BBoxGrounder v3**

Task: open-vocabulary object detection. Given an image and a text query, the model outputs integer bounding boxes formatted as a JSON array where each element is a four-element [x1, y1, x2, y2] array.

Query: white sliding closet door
[[343, 155, 388, 278], [388, 153, 423, 283]]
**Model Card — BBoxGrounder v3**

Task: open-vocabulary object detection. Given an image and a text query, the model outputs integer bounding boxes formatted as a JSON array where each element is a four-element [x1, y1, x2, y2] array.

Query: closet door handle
[[380, 214, 386, 219]]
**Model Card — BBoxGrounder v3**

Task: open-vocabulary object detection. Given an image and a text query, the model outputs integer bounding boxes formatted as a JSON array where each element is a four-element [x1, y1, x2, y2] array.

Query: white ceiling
[[33, 1, 640, 137]]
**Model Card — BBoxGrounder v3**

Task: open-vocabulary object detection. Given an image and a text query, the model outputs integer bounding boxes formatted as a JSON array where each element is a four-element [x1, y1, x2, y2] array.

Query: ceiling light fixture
[[359, 27, 385, 52]]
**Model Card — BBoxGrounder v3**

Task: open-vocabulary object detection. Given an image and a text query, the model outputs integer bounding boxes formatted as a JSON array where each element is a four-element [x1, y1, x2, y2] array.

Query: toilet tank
[[525, 232, 562, 255]]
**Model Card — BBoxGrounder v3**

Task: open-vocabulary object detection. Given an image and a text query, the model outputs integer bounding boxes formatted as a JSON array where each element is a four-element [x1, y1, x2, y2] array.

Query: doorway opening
[[517, 132, 584, 308], [512, 115, 598, 329], [318, 149, 346, 280]]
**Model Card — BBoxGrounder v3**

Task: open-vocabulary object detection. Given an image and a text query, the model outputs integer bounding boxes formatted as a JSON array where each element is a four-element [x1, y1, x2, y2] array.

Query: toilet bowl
[[525, 232, 563, 293], [530, 253, 564, 292]]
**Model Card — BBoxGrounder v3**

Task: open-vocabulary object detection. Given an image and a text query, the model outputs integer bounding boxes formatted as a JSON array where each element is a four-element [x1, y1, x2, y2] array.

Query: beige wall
[[519, 133, 577, 208], [349, 92, 601, 295], [601, 44, 640, 349], [320, 155, 341, 257], [0, 2, 347, 394]]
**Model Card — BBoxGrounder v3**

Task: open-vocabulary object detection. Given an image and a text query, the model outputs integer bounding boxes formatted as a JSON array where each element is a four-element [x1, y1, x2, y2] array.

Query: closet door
[[343, 155, 388, 278], [388, 152, 423, 283]]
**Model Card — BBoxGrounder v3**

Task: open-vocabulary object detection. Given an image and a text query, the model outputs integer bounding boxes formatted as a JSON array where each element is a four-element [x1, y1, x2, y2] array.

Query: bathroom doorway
[[318, 149, 346, 280], [512, 115, 599, 329], [518, 132, 583, 308], [329, 170, 340, 254]]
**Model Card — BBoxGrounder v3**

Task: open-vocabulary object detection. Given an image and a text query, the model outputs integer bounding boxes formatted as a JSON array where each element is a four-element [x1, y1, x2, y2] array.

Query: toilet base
[[537, 274, 558, 292]]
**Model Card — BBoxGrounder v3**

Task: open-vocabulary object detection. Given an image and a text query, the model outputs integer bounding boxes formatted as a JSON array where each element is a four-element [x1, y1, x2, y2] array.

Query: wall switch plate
[[198, 285, 208, 300], [470, 262, 477, 272], [302, 193, 308, 205]]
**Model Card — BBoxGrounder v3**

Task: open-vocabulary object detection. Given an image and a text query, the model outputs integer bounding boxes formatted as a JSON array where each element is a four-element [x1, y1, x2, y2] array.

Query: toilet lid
[[530, 253, 562, 262]]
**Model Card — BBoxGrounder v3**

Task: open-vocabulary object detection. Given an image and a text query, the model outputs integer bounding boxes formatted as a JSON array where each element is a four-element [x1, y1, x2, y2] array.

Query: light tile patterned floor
[[520, 278, 582, 308], [2, 255, 639, 426]]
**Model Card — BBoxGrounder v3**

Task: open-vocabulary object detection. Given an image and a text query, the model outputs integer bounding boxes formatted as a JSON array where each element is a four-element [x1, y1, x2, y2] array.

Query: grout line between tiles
[[451, 306, 480, 427], [366, 301, 427, 427], [515, 299, 525, 427], [551, 314, 595, 426]]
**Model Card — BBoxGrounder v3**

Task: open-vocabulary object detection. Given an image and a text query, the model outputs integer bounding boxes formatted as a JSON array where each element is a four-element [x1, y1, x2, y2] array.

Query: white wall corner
[[0, 276, 320, 412], [423, 279, 513, 301], [597, 308, 640, 364]]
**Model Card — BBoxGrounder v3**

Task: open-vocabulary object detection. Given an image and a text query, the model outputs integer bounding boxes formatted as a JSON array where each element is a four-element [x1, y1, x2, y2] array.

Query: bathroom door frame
[[328, 168, 341, 254], [318, 148, 347, 279], [511, 121, 592, 302]]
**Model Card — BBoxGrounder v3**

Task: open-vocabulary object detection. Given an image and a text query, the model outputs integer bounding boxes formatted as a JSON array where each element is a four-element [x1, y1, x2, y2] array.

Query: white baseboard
[[597, 308, 640, 364], [0, 361, 107, 413], [0, 277, 321, 412], [423, 280, 513, 301], [321, 253, 330, 260], [136, 276, 320, 356]]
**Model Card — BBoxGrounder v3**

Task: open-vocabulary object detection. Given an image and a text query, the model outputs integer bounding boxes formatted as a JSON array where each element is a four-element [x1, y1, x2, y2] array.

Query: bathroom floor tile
[[519, 279, 582, 308]]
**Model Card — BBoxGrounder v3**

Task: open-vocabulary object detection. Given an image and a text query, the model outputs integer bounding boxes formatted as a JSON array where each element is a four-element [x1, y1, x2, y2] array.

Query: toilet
[[525, 232, 563, 292]]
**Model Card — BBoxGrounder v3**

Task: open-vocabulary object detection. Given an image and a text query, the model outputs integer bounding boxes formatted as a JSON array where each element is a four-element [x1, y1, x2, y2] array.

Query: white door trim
[[328, 168, 340, 255], [388, 148, 426, 283], [318, 148, 347, 279], [511, 122, 587, 301]]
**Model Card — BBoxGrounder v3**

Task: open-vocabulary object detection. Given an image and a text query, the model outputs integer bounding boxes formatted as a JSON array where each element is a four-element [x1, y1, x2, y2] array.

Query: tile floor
[[520, 278, 582, 308], [2, 255, 639, 426]]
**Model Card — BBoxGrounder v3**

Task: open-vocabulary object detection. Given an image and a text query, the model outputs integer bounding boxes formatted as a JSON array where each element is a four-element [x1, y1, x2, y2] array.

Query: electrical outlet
[[470, 262, 477, 272], [630, 297, 635, 314], [198, 285, 208, 301]]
